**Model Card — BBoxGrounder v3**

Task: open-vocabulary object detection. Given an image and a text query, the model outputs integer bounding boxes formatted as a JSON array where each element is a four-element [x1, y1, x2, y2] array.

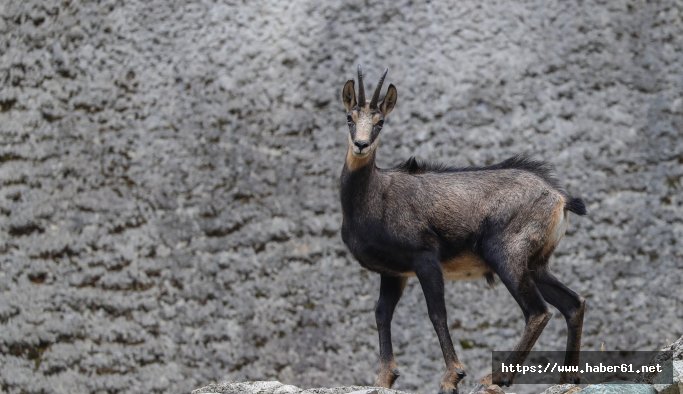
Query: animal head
[[341, 65, 397, 157]]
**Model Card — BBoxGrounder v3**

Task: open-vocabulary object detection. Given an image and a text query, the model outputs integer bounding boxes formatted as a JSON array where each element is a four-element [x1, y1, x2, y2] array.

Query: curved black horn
[[357, 64, 366, 107], [370, 67, 388, 109]]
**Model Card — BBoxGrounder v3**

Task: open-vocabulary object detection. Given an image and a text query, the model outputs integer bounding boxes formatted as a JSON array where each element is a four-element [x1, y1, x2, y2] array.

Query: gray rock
[[651, 361, 679, 394], [579, 383, 657, 394], [655, 360, 683, 394], [468, 383, 505, 394], [665, 338, 683, 362], [540, 384, 581, 394], [192, 381, 409, 394], [643, 336, 683, 394]]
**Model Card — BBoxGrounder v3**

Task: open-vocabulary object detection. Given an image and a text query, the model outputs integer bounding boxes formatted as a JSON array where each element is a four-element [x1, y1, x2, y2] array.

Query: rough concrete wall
[[0, 1, 682, 393]]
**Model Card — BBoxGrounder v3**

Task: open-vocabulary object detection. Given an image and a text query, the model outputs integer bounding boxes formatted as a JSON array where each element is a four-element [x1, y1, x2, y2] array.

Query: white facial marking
[[355, 111, 373, 142]]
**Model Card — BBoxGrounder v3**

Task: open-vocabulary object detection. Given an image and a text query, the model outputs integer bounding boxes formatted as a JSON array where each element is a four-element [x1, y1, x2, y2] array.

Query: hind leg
[[535, 269, 586, 384], [482, 241, 552, 387]]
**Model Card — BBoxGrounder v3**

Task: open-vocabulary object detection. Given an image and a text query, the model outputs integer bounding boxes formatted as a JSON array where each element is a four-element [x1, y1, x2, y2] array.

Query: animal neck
[[344, 145, 376, 172], [340, 148, 379, 218]]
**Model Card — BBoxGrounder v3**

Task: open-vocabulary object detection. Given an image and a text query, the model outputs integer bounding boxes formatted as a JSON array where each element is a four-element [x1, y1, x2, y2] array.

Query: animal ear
[[342, 80, 356, 112], [380, 84, 397, 116]]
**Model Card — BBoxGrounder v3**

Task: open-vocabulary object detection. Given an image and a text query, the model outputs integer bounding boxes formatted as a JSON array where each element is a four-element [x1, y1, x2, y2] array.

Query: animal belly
[[440, 252, 490, 280]]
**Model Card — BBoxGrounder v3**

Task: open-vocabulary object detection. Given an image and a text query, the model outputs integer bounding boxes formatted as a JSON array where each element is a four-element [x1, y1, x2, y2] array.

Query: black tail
[[566, 197, 587, 216]]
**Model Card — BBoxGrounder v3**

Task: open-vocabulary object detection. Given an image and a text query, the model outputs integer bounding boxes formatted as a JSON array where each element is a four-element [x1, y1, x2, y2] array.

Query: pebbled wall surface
[[1, 1, 682, 393]]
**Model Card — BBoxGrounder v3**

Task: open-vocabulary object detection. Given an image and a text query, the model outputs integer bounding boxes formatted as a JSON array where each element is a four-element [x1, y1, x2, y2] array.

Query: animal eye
[[347, 115, 353, 123], [376, 120, 384, 127]]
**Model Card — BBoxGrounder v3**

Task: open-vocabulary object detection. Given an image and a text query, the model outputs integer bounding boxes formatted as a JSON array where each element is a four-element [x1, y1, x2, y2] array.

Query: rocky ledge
[[194, 337, 682, 394], [192, 381, 409, 394]]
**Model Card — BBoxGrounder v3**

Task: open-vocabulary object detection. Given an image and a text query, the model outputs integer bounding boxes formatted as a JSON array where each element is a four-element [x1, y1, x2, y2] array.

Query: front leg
[[414, 254, 466, 394], [375, 275, 406, 388]]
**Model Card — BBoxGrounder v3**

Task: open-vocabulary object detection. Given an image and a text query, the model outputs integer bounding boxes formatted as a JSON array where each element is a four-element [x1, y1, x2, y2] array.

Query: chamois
[[339, 65, 587, 394]]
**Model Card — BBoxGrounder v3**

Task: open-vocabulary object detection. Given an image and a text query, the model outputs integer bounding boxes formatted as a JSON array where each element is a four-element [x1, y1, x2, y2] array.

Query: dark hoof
[[491, 371, 513, 387], [388, 369, 400, 387], [560, 371, 581, 384], [375, 367, 400, 388], [455, 368, 466, 379]]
